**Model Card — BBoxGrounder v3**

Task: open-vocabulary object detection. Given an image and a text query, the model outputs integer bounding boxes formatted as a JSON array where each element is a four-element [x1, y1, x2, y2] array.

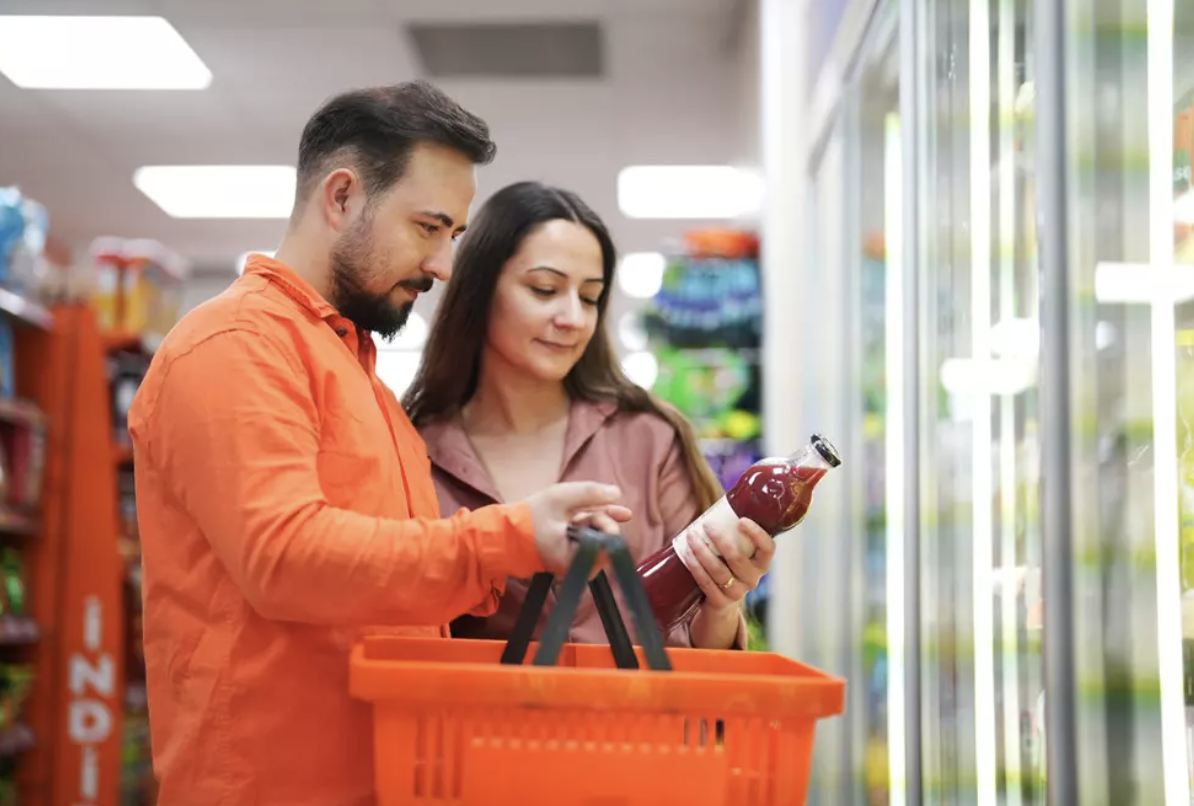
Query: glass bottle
[[636, 434, 842, 635]]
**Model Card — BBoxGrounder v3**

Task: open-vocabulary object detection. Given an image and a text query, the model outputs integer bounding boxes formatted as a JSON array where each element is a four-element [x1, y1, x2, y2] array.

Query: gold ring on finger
[[721, 576, 736, 592]]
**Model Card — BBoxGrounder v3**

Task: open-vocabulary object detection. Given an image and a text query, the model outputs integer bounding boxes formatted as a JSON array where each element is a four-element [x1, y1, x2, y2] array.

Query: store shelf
[[0, 288, 52, 331], [113, 442, 133, 466], [0, 508, 37, 538], [102, 330, 162, 355], [126, 682, 147, 711], [647, 345, 762, 363], [0, 724, 34, 757], [0, 617, 39, 646], [0, 397, 45, 431]]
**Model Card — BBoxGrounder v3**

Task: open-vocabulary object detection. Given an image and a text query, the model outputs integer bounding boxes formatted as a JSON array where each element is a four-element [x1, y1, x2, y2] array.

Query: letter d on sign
[[68, 700, 112, 744]]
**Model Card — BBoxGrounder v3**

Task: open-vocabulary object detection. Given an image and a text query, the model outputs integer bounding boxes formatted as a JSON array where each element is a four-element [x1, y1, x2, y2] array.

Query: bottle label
[[671, 497, 739, 572]]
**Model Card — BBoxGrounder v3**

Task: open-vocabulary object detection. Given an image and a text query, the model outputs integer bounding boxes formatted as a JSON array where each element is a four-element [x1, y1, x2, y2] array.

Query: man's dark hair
[[295, 80, 496, 202]]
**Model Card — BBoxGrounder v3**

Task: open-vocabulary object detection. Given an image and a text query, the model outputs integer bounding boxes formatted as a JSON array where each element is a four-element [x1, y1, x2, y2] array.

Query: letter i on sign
[[84, 596, 101, 650]]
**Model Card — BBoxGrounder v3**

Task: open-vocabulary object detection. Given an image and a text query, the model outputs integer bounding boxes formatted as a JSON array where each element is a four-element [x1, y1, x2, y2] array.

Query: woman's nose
[[553, 295, 586, 328]]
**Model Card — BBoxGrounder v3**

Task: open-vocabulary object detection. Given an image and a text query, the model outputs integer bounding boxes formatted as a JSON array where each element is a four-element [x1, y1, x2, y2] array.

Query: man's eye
[[420, 223, 439, 234]]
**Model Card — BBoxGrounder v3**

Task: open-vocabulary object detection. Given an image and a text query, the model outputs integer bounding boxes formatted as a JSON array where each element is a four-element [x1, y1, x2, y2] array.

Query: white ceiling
[[0, 0, 758, 277]]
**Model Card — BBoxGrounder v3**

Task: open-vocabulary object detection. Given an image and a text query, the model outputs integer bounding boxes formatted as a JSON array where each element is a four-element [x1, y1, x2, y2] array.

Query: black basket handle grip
[[500, 526, 672, 671]]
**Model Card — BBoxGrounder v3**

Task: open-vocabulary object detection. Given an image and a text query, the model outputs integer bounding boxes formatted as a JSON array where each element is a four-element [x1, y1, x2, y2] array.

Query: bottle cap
[[811, 434, 842, 468]]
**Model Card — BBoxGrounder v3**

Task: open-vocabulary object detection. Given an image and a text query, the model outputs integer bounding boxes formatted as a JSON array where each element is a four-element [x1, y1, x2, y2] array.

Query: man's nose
[[423, 240, 454, 282]]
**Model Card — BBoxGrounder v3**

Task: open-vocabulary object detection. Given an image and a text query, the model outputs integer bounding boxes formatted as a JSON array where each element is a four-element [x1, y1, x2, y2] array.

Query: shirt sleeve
[[656, 434, 749, 650], [134, 327, 544, 628]]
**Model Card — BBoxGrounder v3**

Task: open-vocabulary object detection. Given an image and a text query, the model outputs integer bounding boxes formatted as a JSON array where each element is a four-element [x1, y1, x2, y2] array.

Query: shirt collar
[[243, 253, 338, 321]]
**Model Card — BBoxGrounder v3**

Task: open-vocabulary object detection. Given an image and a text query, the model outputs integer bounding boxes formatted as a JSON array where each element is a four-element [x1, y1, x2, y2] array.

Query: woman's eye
[[531, 287, 556, 298], [581, 297, 599, 307]]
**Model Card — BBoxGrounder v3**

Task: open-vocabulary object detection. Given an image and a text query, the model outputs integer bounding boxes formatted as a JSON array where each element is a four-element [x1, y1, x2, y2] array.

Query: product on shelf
[[88, 236, 187, 343], [637, 434, 842, 633], [118, 466, 138, 542], [1180, 331, 1194, 593], [0, 186, 50, 301], [0, 442, 8, 511], [682, 227, 759, 259], [109, 351, 152, 449], [123, 238, 186, 340], [701, 436, 764, 496], [0, 322, 13, 403], [122, 702, 155, 806], [91, 237, 123, 332], [0, 410, 48, 515], [1, 551, 24, 619], [0, 665, 34, 729], [1176, 100, 1193, 253], [4, 422, 45, 511], [0, 546, 35, 644], [643, 256, 762, 348], [652, 346, 756, 424]]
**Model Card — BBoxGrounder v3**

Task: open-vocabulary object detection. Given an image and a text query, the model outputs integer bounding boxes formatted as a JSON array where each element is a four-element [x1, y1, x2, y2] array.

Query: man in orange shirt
[[128, 81, 625, 805]]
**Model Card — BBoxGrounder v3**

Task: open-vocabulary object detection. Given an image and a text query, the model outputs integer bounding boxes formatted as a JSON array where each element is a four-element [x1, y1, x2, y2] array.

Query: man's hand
[[526, 482, 625, 574]]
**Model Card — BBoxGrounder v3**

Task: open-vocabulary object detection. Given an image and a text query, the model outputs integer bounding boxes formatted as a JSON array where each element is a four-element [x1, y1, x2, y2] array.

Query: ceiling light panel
[[0, 16, 212, 90], [617, 166, 763, 220], [134, 166, 296, 220]]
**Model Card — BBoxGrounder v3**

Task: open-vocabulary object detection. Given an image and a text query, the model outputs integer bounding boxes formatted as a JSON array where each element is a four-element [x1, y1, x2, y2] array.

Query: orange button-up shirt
[[128, 255, 541, 806]]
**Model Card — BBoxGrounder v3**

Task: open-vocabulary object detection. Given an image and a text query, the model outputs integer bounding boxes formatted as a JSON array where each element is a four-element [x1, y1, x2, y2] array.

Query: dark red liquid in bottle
[[636, 434, 841, 636]]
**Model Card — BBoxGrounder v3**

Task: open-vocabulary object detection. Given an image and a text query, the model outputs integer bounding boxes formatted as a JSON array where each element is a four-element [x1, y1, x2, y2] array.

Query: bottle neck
[[786, 444, 832, 472], [784, 437, 840, 487]]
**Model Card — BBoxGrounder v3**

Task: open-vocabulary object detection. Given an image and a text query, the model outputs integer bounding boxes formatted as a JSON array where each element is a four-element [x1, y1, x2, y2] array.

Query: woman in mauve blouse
[[404, 181, 776, 650]]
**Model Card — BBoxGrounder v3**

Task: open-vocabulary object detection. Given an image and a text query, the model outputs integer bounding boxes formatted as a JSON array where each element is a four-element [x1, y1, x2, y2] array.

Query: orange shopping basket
[[351, 526, 846, 806]]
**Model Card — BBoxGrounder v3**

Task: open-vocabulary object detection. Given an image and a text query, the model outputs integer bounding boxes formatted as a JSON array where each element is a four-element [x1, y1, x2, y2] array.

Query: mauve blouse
[[417, 399, 748, 649]]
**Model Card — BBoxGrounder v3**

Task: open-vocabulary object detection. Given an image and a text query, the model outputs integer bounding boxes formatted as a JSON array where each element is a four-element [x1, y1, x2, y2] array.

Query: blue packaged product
[[0, 320, 16, 400], [0, 187, 48, 295]]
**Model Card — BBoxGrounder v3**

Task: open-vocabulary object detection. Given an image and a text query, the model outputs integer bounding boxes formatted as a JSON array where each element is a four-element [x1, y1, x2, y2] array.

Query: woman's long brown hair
[[403, 180, 723, 512]]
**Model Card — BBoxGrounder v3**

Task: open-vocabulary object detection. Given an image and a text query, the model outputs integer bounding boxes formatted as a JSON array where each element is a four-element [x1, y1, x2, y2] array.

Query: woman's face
[[485, 219, 606, 383]]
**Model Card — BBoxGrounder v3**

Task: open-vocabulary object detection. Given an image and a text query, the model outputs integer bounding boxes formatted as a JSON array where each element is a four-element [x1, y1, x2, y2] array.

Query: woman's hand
[[570, 504, 633, 527], [684, 516, 774, 611], [683, 516, 774, 649]]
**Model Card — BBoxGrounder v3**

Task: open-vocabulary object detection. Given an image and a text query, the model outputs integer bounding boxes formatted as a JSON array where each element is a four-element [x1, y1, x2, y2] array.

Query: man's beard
[[329, 220, 419, 341]]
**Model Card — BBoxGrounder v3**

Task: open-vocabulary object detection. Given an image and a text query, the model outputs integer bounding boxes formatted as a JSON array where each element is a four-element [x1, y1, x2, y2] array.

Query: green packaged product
[[1177, 331, 1194, 592], [0, 550, 23, 618]]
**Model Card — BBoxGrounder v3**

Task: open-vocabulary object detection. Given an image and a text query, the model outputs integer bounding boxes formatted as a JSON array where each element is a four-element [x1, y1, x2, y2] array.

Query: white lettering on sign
[[68, 699, 111, 744], [82, 745, 98, 799], [69, 655, 114, 698], [83, 596, 102, 652], [69, 596, 112, 806]]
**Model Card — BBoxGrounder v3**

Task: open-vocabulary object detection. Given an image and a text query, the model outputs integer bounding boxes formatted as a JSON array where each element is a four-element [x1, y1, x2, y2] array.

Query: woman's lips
[[535, 339, 576, 351]]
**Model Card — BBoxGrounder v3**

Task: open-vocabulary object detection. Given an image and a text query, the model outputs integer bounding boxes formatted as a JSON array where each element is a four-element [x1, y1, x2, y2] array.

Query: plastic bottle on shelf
[[636, 433, 842, 634]]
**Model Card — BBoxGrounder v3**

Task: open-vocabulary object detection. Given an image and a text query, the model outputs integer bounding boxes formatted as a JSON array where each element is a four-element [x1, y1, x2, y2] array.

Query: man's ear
[[321, 168, 359, 231]]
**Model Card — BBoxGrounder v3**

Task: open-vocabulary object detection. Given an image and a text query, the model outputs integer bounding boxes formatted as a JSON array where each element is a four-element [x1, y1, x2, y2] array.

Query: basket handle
[[499, 526, 673, 672]]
